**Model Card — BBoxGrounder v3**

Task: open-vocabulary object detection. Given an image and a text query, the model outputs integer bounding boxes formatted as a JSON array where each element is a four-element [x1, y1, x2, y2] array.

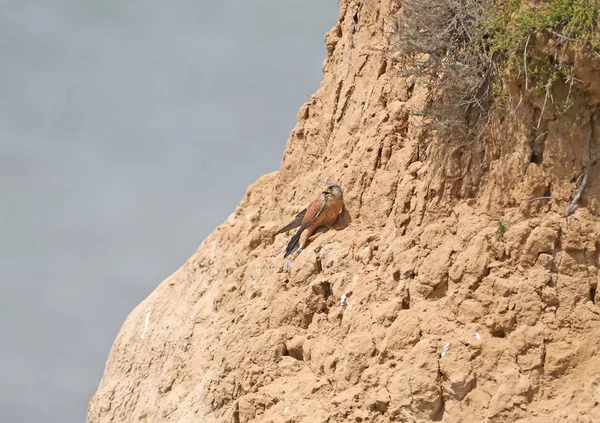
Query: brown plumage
[[277, 183, 344, 259]]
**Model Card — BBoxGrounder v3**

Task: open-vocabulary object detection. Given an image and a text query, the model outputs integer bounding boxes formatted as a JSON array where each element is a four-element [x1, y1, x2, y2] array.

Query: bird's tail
[[276, 220, 300, 235], [276, 209, 306, 235], [284, 228, 303, 258]]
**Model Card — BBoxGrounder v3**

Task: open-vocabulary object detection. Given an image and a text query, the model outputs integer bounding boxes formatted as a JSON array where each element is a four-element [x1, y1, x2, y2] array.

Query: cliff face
[[89, 1, 600, 422]]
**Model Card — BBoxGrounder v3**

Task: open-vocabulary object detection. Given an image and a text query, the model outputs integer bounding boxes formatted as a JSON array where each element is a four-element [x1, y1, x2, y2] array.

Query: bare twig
[[566, 160, 598, 216], [566, 67, 574, 100], [527, 196, 551, 203], [548, 29, 577, 43], [575, 171, 584, 187], [534, 131, 549, 144], [524, 35, 530, 91], [510, 91, 523, 117], [536, 83, 551, 129]]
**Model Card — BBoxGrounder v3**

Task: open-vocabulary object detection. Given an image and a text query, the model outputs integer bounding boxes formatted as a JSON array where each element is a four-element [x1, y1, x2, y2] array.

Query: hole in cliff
[[556, 237, 562, 252], [375, 146, 383, 169], [531, 131, 547, 164], [432, 395, 446, 421], [369, 403, 388, 414], [491, 329, 506, 338], [353, 12, 359, 24], [543, 185, 551, 198], [321, 281, 332, 300], [248, 237, 261, 250], [428, 280, 448, 300], [402, 294, 410, 310], [302, 312, 315, 329], [312, 280, 332, 300], [398, 121, 409, 138], [469, 268, 489, 291], [316, 258, 323, 273], [377, 59, 387, 78], [407, 81, 415, 98], [590, 287, 597, 304], [393, 270, 400, 282]]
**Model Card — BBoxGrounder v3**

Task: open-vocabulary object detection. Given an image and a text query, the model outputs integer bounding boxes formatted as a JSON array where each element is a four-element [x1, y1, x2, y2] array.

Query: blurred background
[[0, 1, 338, 422]]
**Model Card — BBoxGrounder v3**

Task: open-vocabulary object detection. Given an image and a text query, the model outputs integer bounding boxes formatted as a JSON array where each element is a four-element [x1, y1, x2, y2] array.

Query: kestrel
[[277, 183, 345, 259]]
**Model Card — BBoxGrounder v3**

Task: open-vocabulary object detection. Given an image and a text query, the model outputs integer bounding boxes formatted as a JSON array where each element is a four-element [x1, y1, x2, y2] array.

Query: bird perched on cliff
[[277, 183, 345, 259]]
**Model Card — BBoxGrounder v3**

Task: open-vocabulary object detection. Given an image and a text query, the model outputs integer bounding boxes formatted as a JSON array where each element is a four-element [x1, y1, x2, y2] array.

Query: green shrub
[[392, 0, 600, 140]]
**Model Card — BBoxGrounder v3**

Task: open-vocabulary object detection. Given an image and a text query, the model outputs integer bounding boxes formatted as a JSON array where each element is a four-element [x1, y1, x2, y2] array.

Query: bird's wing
[[276, 208, 307, 234], [300, 196, 326, 229], [283, 197, 325, 258]]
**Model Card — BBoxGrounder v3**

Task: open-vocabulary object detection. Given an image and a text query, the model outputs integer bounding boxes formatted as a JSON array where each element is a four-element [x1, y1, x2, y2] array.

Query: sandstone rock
[[457, 298, 485, 323], [520, 226, 558, 268], [545, 341, 575, 377], [439, 343, 476, 400], [417, 245, 452, 298], [384, 312, 421, 352], [358, 244, 373, 265], [366, 388, 390, 412], [285, 336, 306, 361], [288, 249, 319, 286], [335, 332, 376, 385]]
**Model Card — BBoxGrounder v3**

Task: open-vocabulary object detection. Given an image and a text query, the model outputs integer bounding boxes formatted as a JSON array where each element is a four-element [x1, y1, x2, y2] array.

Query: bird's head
[[322, 183, 343, 199]]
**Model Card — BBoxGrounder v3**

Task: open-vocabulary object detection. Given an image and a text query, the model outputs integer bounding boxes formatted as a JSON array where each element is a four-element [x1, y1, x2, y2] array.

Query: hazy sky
[[0, 2, 338, 421]]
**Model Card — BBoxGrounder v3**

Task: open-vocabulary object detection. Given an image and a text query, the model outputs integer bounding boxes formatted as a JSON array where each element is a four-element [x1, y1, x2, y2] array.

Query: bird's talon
[[290, 249, 303, 261]]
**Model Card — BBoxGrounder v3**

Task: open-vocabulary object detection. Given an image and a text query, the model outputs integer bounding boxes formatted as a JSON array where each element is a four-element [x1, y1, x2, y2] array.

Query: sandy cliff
[[89, 1, 600, 422]]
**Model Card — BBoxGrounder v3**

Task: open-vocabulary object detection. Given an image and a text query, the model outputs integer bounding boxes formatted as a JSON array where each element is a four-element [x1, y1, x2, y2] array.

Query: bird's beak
[[322, 188, 330, 196]]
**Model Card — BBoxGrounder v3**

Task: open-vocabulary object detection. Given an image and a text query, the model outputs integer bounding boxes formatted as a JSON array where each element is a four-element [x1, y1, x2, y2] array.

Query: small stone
[[541, 286, 559, 306], [358, 245, 373, 265], [408, 161, 423, 176], [246, 211, 259, 223], [285, 336, 306, 361], [367, 388, 390, 412]]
